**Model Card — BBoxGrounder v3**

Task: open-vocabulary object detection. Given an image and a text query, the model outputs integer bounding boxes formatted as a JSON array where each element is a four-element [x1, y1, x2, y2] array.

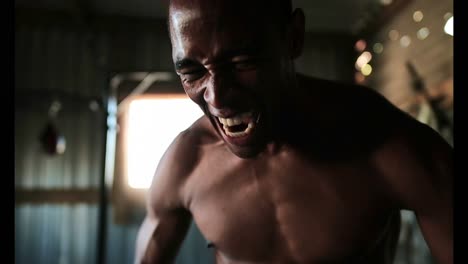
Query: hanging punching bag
[[39, 120, 66, 155], [40, 100, 66, 155]]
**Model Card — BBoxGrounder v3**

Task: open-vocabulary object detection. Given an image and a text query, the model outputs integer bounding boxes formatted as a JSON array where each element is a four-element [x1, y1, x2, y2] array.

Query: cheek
[[234, 70, 264, 98], [236, 70, 258, 87], [183, 83, 205, 106]]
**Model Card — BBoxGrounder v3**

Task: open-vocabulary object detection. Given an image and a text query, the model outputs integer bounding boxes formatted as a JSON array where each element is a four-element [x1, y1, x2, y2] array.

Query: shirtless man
[[134, 0, 453, 263]]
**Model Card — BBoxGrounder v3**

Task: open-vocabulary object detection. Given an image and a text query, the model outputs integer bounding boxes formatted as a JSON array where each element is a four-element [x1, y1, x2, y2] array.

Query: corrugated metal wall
[[15, 106, 104, 189], [15, 204, 99, 264], [15, 11, 355, 264], [14, 14, 176, 264], [14, 18, 108, 264]]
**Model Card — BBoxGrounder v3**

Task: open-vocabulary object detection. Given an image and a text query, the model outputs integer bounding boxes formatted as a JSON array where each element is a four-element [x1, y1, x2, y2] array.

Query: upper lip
[[208, 107, 247, 119]]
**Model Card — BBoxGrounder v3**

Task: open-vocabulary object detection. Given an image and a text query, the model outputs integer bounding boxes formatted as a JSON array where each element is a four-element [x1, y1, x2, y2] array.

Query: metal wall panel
[[15, 25, 105, 97], [15, 106, 104, 189], [15, 16, 176, 264], [15, 204, 98, 264]]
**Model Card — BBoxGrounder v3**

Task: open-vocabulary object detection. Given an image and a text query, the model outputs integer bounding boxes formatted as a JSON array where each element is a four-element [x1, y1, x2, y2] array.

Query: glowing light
[[56, 137, 66, 154], [380, 0, 393, 5], [444, 12, 453, 21], [444, 16, 453, 36], [413, 11, 424, 22], [355, 51, 372, 70], [127, 96, 204, 189], [373, 43, 384, 54], [417, 27, 430, 40], [400, 35, 411, 47], [355, 72, 366, 84], [354, 39, 367, 52], [388, 30, 399, 41], [361, 64, 373, 76]]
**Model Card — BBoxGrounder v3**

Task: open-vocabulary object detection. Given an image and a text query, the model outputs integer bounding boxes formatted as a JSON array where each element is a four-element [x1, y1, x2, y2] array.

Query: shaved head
[[166, 0, 304, 158], [168, 0, 293, 30]]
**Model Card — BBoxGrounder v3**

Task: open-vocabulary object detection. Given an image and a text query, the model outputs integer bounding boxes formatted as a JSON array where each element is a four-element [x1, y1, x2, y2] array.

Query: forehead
[[170, 2, 271, 35], [169, 0, 269, 22], [169, 2, 277, 61]]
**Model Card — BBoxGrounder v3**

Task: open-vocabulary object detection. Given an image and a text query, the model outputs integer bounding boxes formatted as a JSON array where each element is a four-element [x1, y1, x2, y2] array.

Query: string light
[[361, 64, 373, 76], [380, 0, 393, 6], [354, 39, 367, 52], [400, 35, 411, 47], [355, 72, 366, 84], [444, 12, 452, 21], [444, 16, 453, 36], [373, 43, 384, 54], [417, 27, 430, 40], [388, 29, 399, 40], [353, 8, 453, 86], [355, 51, 372, 70], [413, 11, 424, 22]]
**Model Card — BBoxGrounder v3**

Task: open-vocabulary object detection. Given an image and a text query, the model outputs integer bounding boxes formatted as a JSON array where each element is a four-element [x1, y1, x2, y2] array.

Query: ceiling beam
[[15, 188, 101, 204]]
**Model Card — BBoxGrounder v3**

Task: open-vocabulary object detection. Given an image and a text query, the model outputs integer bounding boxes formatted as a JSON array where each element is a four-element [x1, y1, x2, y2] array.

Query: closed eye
[[178, 68, 207, 82], [175, 58, 207, 83], [232, 57, 257, 71]]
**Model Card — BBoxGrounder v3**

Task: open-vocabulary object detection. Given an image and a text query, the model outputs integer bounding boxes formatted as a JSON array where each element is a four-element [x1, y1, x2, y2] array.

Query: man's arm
[[134, 130, 198, 264], [135, 209, 191, 263], [374, 122, 453, 264]]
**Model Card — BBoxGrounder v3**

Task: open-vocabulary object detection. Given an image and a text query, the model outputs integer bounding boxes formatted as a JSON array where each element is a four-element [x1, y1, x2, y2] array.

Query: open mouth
[[216, 112, 260, 138]]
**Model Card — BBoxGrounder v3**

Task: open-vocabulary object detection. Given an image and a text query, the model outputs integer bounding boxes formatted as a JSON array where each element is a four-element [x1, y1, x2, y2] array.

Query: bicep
[[134, 131, 197, 263], [413, 135, 453, 264], [135, 209, 192, 264], [374, 125, 453, 264], [417, 208, 452, 264]]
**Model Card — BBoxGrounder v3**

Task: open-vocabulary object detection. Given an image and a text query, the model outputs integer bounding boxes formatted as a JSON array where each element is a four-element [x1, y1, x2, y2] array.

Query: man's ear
[[288, 8, 305, 59]]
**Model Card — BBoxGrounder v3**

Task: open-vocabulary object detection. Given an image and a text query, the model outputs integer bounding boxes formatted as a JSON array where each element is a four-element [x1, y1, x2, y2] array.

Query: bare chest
[[185, 149, 396, 263]]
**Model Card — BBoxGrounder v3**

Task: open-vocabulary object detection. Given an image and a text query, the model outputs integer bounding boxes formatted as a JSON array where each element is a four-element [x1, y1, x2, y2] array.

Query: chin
[[227, 143, 264, 159]]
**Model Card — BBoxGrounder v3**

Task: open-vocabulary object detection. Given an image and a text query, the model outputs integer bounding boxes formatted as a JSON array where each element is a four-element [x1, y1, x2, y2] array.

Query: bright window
[[126, 95, 204, 189]]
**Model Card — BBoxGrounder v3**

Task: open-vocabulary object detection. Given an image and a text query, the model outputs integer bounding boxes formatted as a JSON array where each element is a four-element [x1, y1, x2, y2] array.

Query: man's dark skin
[[135, 0, 453, 263]]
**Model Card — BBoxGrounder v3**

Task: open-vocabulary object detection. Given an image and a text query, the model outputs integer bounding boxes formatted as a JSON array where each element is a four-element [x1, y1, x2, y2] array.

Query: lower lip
[[224, 130, 254, 146]]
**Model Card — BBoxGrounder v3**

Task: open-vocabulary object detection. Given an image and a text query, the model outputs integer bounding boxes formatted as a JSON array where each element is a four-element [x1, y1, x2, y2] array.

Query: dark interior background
[[15, 0, 453, 263]]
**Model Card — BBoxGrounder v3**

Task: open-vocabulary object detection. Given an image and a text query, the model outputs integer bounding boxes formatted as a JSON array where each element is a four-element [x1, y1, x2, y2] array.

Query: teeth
[[225, 121, 255, 137], [218, 112, 252, 126], [217, 112, 257, 138]]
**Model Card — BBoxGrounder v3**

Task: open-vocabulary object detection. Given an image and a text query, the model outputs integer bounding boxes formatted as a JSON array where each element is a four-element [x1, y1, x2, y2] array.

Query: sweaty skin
[[135, 1, 453, 263]]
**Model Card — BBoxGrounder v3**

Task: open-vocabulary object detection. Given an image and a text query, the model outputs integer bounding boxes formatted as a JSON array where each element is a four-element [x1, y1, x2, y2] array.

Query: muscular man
[[135, 0, 453, 263]]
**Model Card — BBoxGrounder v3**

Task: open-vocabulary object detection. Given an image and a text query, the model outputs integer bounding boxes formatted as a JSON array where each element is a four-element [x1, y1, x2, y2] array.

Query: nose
[[203, 70, 232, 109]]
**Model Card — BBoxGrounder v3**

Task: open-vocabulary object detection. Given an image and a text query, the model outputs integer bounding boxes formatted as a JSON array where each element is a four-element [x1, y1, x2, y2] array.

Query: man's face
[[169, 0, 296, 158]]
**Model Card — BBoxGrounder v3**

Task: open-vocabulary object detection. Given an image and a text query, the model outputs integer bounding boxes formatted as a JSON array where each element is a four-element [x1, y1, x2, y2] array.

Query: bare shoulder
[[147, 115, 219, 214], [370, 111, 453, 264], [373, 115, 453, 172], [297, 75, 418, 159], [300, 75, 412, 130], [371, 117, 453, 210], [303, 75, 453, 203], [135, 117, 217, 264]]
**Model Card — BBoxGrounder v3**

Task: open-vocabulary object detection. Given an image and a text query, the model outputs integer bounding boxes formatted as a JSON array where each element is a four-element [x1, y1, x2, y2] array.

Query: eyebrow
[[174, 46, 262, 71]]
